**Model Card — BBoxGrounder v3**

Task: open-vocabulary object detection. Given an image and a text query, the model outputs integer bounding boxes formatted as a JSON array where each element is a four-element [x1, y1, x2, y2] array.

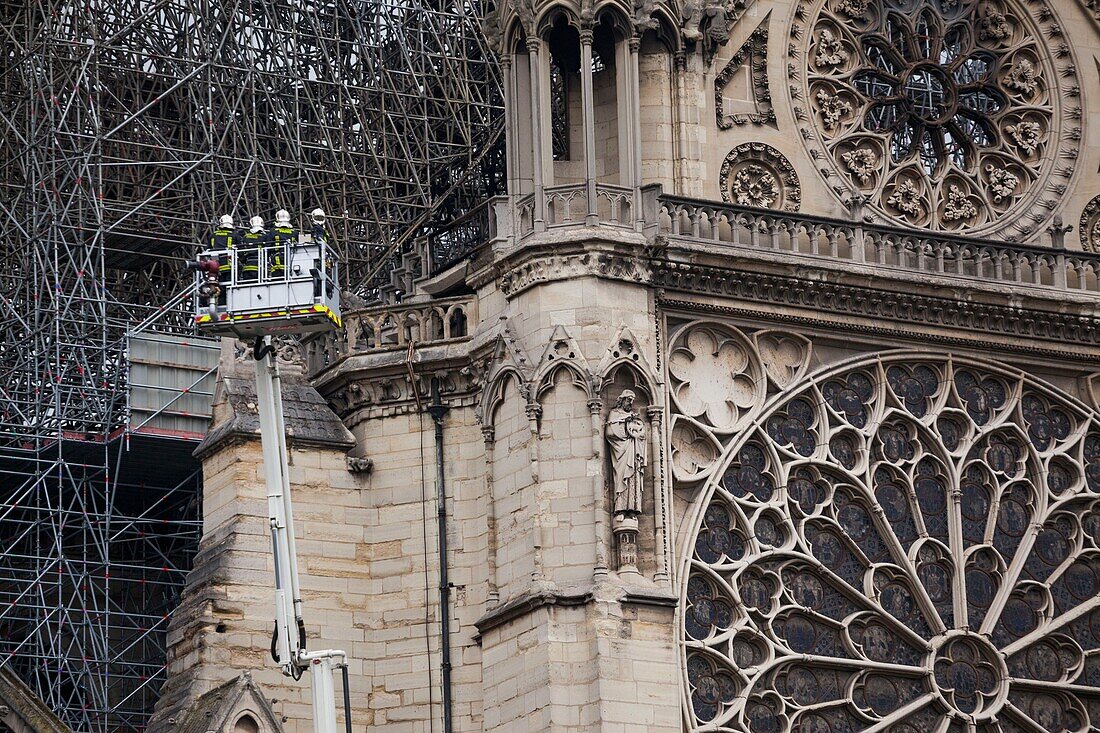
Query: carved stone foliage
[[682, 0, 753, 62], [1080, 195, 1100, 254], [714, 15, 775, 128], [789, 0, 1081, 238], [1084, 0, 1100, 24], [719, 143, 801, 212], [680, 353, 1100, 731], [666, 322, 812, 483]]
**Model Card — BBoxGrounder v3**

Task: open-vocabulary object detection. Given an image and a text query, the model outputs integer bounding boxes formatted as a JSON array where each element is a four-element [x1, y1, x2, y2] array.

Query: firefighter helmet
[[311, 208, 326, 224], [219, 214, 234, 228], [275, 209, 291, 227], [249, 215, 264, 232]]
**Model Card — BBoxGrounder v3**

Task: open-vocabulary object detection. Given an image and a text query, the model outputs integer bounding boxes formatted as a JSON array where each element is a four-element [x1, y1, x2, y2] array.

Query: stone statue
[[606, 389, 647, 516]]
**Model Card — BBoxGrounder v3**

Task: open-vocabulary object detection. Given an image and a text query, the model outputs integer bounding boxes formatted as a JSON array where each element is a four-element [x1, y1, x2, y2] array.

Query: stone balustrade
[[309, 189, 1100, 376], [506, 186, 1100, 296], [304, 295, 476, 374], [656, 195, 1100, 293], [516, 182, 636, 236]]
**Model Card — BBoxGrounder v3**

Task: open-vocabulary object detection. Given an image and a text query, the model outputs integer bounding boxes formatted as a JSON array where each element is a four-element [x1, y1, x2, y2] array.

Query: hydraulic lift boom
[[255, 336, 351, 733], [190, 212, 351, 733]]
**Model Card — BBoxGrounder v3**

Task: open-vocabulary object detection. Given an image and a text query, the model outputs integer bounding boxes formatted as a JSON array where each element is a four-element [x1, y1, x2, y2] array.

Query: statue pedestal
[[613, 514, 640, 573]]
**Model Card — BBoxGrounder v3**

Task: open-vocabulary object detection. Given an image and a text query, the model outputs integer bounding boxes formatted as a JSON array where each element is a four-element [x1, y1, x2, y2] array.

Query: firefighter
[[310, 208, 335, 298], [264, 209, 296, 278], [239, 216, 265, 282], [310, 208, 331, 245], [209, 214, 235, 304]]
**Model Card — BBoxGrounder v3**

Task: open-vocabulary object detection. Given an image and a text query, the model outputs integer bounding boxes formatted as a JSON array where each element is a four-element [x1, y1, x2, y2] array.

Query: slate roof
[[0, 667, 71, 733], [195, 374, 355, 459], [170, 673, 282, 733]]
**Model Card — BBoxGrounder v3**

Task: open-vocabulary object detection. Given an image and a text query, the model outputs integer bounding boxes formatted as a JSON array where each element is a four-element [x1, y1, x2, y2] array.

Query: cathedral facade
[[150, 0, 1100, 730]]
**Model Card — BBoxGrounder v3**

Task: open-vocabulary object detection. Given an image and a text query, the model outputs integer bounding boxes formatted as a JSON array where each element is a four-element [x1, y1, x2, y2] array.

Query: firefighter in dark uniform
[[210, 214, 235, 305], [310, 208, 335, 298], [239, 216, 265, 282], [310, 207, 332, 245], [263, 209, 296, 279]]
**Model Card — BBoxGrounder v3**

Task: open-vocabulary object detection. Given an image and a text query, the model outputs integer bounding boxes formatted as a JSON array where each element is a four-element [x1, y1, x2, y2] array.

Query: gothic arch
[[595, 326, 660, 402], [535, 2, 583, 35], [534, 361, 592, 403], [481, 368, 529, 429], [233, 714, 260, 733], [600, 360, 656, 406], [678, 351, 1100, 732]]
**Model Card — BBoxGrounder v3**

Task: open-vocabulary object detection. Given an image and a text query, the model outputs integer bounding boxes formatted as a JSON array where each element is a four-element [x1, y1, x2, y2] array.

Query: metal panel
[[128, 334, 220, 439]]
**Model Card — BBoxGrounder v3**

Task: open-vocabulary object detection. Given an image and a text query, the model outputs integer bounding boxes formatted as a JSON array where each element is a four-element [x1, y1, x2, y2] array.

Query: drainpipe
[[427, 377, 453, 733]]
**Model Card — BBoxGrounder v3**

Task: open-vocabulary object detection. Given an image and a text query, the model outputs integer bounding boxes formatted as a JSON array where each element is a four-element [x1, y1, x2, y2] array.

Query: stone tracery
[[679, 351, 1100, 732], [1081, 195, 1100, 254], [792, 0, 1081, 236]]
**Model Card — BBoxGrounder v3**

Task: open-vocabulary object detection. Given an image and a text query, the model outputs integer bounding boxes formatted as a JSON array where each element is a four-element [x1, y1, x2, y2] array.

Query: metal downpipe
[[427, 378, 453, 733]]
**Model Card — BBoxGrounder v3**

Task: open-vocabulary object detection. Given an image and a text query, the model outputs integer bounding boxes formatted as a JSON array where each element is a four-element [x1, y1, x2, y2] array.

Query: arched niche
[[537, 364, 599, 582], [488, 372, 537, 596], [602, 361, 660, 577], [232, 714, 260, 733]]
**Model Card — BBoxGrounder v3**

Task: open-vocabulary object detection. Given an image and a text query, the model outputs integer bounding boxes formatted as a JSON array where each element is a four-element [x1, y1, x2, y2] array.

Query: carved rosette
[[719, 143, 802, 212], [1080, 195, 1100, 254], [789, 0, 1081, 238]]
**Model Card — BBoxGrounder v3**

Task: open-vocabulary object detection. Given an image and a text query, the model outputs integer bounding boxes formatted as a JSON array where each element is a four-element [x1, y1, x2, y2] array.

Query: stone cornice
[[468, 230, 1100, 354], [473, 580, 678, 635], [468, 227, 650, 296], [474, 586, 593, 635], [657, 284, 1100, 362], [312, 343, 479, 427]]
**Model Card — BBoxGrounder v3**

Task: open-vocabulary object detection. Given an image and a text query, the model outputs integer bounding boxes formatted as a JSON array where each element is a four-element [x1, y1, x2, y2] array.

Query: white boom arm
[[253, 336, 349, 733]]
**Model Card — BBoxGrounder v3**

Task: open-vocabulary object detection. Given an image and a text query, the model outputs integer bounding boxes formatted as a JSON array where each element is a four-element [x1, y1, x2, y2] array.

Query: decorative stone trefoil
[[986, 166, 1020, 203], [887, 179, 923, 217], [1004, 58, 1038, 95], [814, 29, 848, 67], [943, 185, 979, 222]]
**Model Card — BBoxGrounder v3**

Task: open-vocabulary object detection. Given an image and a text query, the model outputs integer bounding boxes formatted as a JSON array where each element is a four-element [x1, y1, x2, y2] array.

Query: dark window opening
[[549, 57, 570, 160]]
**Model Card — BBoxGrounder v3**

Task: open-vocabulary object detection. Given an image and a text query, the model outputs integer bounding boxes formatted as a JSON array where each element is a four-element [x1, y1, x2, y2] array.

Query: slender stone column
[[588, 397, 609, 579], [502, 54, 516, 202], [525, 401, 546, 581], [527, 37, 547, 232], [671, 50, 686, 193], [629, 36, 645, 230], [482, 425, 500, 607], [580, 30, 598, 226], [646, 405, 669, 584]]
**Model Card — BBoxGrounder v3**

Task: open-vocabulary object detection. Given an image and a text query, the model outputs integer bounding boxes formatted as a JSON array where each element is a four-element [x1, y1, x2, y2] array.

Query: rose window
[[796, 0, 1079, 234], [682, 355, 1100, 732]]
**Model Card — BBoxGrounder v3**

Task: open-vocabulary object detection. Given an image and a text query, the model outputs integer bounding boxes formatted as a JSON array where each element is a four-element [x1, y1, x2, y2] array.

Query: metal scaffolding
[[0, 1, 503, 730]]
